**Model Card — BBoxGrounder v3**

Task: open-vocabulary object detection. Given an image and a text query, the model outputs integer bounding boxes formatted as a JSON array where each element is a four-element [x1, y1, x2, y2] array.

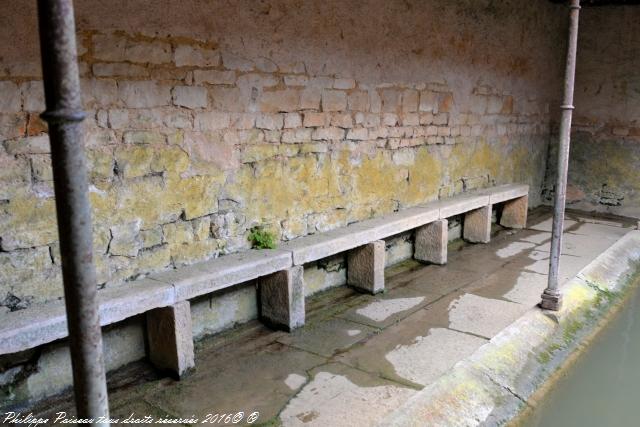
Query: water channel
[[522, 284, 640, 427]]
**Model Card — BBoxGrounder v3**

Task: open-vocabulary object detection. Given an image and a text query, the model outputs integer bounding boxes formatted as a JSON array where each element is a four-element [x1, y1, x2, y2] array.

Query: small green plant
[[248, 227, 277, 249]]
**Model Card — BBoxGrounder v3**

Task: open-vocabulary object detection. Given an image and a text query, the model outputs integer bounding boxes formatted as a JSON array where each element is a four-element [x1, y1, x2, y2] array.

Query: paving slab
[[144, 342, 325, 425], [534, 231, 621, 258], [276, 318, 378, 357], [402, 263, 485, 295], [447, 293, 529, 338], [466, 268, 548, 306], [569, 221, 630, 238], [528, 217, 577, 232], [336, 285, 441, 329], [280, 363, 416, 427], [518, 229, 552, 244], [336, 294, 487, 386]]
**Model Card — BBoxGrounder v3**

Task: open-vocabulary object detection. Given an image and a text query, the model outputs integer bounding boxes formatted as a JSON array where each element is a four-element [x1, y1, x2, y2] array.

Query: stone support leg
[[464, 205, 491, 243], [259, 266, 305, 331], [500, 195, 528, 229], [347, 240, 385, 294], [415, 219, 448, 265], [146, 301, 195, 379]]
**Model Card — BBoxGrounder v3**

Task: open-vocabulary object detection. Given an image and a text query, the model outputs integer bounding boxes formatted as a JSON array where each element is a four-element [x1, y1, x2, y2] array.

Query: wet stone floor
[[32, 208, 634, 426]]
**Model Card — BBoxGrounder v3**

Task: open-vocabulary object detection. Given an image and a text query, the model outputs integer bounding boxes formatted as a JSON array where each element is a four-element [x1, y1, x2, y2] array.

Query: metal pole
[[541, 0, 581, 311], [36, 0, 110, 422]]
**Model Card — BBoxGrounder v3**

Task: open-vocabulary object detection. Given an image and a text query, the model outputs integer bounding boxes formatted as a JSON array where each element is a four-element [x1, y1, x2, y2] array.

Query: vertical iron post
[[37, 0, 110, 422], [541, 0, 581, 311]]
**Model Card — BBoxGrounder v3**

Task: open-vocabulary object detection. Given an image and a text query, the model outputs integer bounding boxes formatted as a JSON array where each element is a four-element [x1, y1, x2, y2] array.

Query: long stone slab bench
[[0, 183, 528, 379]]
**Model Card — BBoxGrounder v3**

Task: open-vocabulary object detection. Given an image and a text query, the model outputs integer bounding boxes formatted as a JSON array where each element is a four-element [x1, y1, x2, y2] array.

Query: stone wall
[[0, 0, 565, 406], [543, 6, 640, 217]]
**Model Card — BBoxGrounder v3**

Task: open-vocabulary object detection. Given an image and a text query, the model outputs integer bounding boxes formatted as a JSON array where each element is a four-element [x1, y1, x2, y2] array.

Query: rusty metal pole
[[37, 0, 110, 422], [541, 0, 581, 311]]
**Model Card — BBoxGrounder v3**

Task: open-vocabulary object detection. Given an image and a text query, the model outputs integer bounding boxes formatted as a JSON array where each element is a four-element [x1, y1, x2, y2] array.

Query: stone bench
[[0, 183, 528, 379]]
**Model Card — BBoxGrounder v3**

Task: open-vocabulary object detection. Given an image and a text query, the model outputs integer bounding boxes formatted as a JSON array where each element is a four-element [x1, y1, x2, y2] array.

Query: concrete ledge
[[150, 249, 293, 301], [379, 230, 640, 427], [0, 278, 174, 355], [485, 183, 529, 204], [437, 193, 490, 219]]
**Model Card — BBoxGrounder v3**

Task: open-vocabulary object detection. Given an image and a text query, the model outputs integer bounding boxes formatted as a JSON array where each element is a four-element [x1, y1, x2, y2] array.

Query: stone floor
[[32, 207, 634, 426]]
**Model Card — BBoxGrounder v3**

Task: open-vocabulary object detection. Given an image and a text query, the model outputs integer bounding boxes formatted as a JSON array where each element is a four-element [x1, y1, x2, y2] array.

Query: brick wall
[[0, 0, 565, 313]]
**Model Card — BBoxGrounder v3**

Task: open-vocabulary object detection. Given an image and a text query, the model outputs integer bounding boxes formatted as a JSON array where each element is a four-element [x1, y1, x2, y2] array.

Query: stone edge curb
[[378, 230, 640, 427]]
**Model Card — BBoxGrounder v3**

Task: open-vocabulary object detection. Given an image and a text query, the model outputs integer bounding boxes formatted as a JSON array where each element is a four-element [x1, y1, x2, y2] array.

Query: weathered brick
[[419, 112, 434, 125], [194, 112, 230, 131], [334, 78, 356, 90], [433, 113, 449, 125], [255, 57, 278, 73], [92, 63, 149, 77], [264, 130, 281, 143], [140, 227, 164, 248], [284, 75, 309, 86], [0, 82, 21, 113], [110, 220, 143, 257], [259, 90, 300, 112], [331, 113, 353, 128], [0, 154, 30, 190], [210, 86, 244, 112], [369, 89, 382, 113], [401, 90, 419, 113], [438, 92, 454, 113], [501, 96, 514, 114], [348, 91, 369, 111], [346, 128, 368, 140], [242, 144, 279, 162], [115, 145, 155, 178], [221, 52, 254, 71], [355, 112, 381, 128], [419, 90, 438, 113], [163, 110, 193, 129], [487, 95, 503, 114], [283, 113, 302, 129], [469, 96, 488, 114], [282, 128, 312, 143], [303, 112, 328, 127], [31, 155, 52, 181], [322, 90, 347, 112], [231, 113, 256, 129], [123, 131, 165, 145], [402, 113, 420, 126], [93, 33, 171, 64], [256, 113, 284, 130], [172, 86, 208, 109], [91, 33, 126, 61], [312, 127, 344, 141], [382, 113, 398, 126], [174, 44, 220, 67], [5, 135, 50, 154], [381, 89, 400, 113], [21, 81, 44, 112], [300, 88, 322, 110], [193, 70, 236, 85], [118, 81, 171, 108], [437, 126, 451, 136], [0, 114, 27, 140]]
